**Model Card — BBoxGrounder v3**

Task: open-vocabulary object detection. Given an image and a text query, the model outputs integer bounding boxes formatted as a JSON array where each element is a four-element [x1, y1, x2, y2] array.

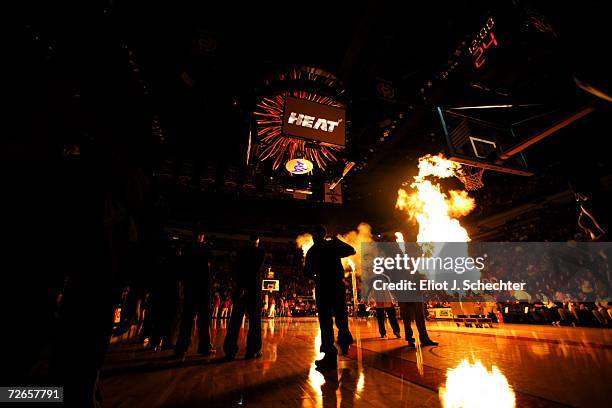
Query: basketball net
[[456, 165, 485, 191]]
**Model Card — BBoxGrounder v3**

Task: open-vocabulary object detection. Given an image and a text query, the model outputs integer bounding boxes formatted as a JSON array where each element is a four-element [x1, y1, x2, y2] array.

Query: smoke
[[338, 222, 374, 276]]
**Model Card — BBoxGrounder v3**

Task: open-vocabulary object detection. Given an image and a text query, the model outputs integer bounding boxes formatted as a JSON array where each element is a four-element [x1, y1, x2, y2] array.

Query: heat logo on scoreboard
[[287, 112, 341, 133]]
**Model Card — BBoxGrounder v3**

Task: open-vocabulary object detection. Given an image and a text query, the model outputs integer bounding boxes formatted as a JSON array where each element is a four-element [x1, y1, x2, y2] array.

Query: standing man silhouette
[[395, 242, 438, 348], [304, 225, 355, 371], [174, 230, 215, 359], [223, 235, 265, 360], [398, 301, 438, 347], [365, 273, 401, 339]]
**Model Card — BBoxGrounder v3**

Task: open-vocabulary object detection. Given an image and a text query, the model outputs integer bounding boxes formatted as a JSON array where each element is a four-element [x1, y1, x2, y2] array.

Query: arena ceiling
[[16, 1, 610, 235]]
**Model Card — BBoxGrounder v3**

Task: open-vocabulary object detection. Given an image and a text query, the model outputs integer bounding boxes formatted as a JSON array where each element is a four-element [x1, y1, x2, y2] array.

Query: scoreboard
[[468, 17, 498, 70], [434, 3, 564, 104]]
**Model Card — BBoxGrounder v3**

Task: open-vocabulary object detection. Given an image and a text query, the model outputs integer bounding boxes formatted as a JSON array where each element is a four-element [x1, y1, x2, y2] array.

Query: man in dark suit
[[365, 274, 401, 339], [174, 231, 215, 358], [304, 225, 355, 371], [223, 235, 265, 360], [387, 239, 438, 348], [399, 301, 438, 347]]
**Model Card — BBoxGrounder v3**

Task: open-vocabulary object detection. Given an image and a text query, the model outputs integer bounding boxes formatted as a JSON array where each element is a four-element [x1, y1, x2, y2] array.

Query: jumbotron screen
[[281, 96, 346, 146]]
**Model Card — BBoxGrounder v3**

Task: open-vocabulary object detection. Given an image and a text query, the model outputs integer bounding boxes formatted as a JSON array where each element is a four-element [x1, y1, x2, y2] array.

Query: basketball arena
[[8, 1, 611, 407]]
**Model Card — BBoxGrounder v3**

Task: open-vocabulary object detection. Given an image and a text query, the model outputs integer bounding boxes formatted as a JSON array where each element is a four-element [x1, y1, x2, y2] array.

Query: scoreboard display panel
[[437, 2, 566, 104], [467, 16, 498, 70]]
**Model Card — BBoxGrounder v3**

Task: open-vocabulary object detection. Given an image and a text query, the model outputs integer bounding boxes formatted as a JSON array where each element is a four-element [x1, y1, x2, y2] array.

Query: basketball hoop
[[456, 165, 485, 191]]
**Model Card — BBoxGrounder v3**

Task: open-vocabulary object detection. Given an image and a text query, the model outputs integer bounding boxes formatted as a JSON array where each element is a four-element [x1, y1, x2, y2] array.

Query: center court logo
[[287, 112, 341, 132]]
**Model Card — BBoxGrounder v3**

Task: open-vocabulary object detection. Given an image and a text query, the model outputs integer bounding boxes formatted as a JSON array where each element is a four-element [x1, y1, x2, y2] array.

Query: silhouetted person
[[149, 244, 180, 351], [399, 300, 438, 347], [304, 225, 355, 371], [212, 293, 221, 319], [365, 273, 401, 339], [394, 244, 438, 348], [223, 235, 265, 360], [174, 231, 215, 358], [375, 305, 401, 339]]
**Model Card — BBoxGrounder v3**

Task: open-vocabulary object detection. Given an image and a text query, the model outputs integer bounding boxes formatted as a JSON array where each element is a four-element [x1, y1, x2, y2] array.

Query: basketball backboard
[[262, 279, 280, 292], [437, 107, 532, 176]]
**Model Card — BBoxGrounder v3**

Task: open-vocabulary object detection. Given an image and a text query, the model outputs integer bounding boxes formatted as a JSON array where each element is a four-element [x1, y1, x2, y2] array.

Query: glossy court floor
[[101, 318, 612, 407]]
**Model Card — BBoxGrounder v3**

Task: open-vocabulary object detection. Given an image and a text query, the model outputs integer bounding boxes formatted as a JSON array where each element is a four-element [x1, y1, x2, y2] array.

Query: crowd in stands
[[469, 162, 569, 218], [109, 223, 610, 338], [500, 299, 612, 327], [206, 237, 317, 317]]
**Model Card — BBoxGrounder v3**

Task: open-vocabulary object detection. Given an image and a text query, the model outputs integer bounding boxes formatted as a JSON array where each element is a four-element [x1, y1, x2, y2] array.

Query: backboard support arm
[[498, 106, 595, 161]]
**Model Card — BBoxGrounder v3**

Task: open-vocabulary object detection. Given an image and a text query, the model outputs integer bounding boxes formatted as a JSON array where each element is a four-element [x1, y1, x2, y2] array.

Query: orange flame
[[439, 359, 516, 408], [296, 233, 313, 256], [396, 154, 475, 244]]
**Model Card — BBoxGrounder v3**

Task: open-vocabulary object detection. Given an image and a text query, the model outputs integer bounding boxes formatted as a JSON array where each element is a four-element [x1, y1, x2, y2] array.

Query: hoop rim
[[456, 164, 485, 190]]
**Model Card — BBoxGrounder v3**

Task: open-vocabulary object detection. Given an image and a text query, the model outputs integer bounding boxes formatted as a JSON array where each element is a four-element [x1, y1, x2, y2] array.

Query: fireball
[[396, 154, 475, 244], [439, 359, 515, 408]]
